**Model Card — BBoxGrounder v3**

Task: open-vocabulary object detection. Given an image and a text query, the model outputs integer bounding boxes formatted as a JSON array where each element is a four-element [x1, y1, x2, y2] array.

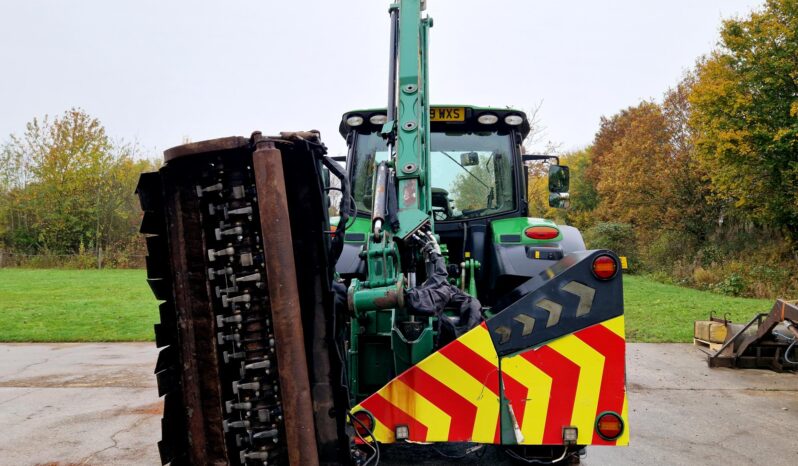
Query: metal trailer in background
[[698, 299, 798, 372]]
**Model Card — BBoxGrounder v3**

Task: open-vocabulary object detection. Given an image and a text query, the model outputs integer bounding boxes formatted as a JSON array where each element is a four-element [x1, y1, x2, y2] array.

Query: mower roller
[[136, 1, 628, 464]]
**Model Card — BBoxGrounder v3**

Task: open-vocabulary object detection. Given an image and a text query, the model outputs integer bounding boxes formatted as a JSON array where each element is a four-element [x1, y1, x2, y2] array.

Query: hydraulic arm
[[348, 0, 433, 316]]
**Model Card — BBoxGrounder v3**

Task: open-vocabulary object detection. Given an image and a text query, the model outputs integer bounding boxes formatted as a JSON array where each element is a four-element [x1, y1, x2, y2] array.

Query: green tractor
[[137, 1, 628, 465], [332, 102, 627, 463], [335, 105, 587, 391]]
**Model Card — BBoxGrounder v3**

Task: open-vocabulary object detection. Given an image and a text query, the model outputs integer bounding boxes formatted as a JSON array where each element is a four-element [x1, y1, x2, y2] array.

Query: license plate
[[430, 107, 465, 122]]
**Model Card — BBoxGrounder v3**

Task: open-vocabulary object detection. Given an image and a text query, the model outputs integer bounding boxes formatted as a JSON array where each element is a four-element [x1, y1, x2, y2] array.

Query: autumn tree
[[589, 102, 679, 244], [527, 1, 798, 295], [0, 109, 156, 258], [526, 170, 555, 219], [690, 0, 798, 245], [663, 74, 719, 242]]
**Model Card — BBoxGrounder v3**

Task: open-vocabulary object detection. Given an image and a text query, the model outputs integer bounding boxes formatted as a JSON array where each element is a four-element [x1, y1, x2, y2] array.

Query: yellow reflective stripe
[[617, 394, 630, 445], [422, 352, 499, 442], [601, 315, 625, 339], [501, 354, 552, 444], [548, 336, 604, 444], [387, 379, 452, 442], [371, 415, 394, 443], [456, 324, 499, 365]]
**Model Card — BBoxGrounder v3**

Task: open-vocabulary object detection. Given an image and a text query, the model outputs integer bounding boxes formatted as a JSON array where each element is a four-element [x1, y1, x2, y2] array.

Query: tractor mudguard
[[353, 250, 628, 446]]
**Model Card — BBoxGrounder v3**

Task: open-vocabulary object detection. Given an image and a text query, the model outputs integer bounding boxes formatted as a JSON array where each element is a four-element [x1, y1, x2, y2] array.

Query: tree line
[[0, 108, 157, 267], [530, 0, 798, 298], [2, 1, 795, 295]]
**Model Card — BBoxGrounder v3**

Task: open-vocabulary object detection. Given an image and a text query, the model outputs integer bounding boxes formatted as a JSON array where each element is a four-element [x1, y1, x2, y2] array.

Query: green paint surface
[[342, 216, 371, 243]]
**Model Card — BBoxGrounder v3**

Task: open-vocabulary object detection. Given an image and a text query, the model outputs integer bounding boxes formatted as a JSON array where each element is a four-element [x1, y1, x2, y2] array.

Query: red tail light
[[524, 226, 559, 240], [592, 254, 618, 280], [595, 412, 624, 441], [351, 410, 374, 437]]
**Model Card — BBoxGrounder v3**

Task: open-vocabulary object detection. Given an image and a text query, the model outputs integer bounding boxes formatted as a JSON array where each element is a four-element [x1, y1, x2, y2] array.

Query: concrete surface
[[589, 344, 798, 465], [0, 343, 161, 465], [0, 343, 796, 465]]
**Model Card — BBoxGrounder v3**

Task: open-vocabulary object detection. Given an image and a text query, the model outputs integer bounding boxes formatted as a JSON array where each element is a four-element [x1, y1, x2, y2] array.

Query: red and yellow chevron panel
[[357, 322, 501, 443], [503, 315, 628, 445], [353, 315, 628, 445]]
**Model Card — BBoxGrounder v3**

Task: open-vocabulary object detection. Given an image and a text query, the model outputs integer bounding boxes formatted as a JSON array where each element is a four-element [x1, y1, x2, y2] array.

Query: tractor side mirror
[[548, 165, 570, 193], [548, 165, 570, 208], [549, 192, 570, 209], [460, 151, 479, 166]]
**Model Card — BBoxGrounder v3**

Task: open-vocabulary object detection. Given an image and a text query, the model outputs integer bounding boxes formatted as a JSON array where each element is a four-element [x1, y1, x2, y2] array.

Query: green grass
[[0, 269, 158, 341], [0, 269, 775, 343], [623, 275, 772, 342]]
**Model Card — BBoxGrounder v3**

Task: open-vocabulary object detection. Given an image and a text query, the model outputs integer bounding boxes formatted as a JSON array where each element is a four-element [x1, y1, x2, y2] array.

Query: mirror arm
[[522, 154, 560, 165]]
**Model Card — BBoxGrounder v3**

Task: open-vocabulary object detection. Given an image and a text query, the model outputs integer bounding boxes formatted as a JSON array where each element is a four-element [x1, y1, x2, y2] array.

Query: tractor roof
[[339, 105, 531, 139]]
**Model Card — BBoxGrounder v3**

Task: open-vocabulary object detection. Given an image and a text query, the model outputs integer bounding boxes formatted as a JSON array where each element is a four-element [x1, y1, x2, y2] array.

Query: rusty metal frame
[[709, 299, 798, 370]]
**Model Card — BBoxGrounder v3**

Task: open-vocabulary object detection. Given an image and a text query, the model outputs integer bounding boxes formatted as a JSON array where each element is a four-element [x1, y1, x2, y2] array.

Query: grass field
[[0, 269, 775, 343], [623, 275, 772, 342], [0, 269, 157, 341]]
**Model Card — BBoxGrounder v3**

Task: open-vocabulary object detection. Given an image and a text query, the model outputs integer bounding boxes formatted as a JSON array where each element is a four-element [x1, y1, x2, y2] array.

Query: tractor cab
[[340, 106, 532, 221], [336, 106, 581, 307]]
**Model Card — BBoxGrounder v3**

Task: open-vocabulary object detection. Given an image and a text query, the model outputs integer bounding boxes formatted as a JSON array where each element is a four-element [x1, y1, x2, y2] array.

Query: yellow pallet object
[[694, 320, 728, 344]]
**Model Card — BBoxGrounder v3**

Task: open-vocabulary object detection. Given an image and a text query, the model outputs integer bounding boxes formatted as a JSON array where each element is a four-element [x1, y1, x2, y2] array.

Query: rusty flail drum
[[137, 132, 341, 465]]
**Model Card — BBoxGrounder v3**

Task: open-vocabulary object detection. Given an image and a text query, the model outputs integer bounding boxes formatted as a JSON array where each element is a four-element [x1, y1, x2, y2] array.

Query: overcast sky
[[0, 0, 764, 158]]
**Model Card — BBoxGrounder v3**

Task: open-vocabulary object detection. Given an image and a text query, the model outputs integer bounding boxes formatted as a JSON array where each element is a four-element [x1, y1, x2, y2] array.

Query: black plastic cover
[[487, 250, 623, 356]]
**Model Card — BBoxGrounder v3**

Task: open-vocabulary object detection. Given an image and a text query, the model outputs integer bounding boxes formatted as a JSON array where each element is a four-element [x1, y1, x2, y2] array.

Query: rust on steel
[[736, 299, 798, 356], [252, 139, 320, 466], [163, 136, 249, 162], [160, 163, 229, 463]]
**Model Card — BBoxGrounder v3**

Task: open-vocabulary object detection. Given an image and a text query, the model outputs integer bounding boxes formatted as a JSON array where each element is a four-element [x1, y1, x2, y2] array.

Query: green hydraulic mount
[[462, 254, 481, 298]]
